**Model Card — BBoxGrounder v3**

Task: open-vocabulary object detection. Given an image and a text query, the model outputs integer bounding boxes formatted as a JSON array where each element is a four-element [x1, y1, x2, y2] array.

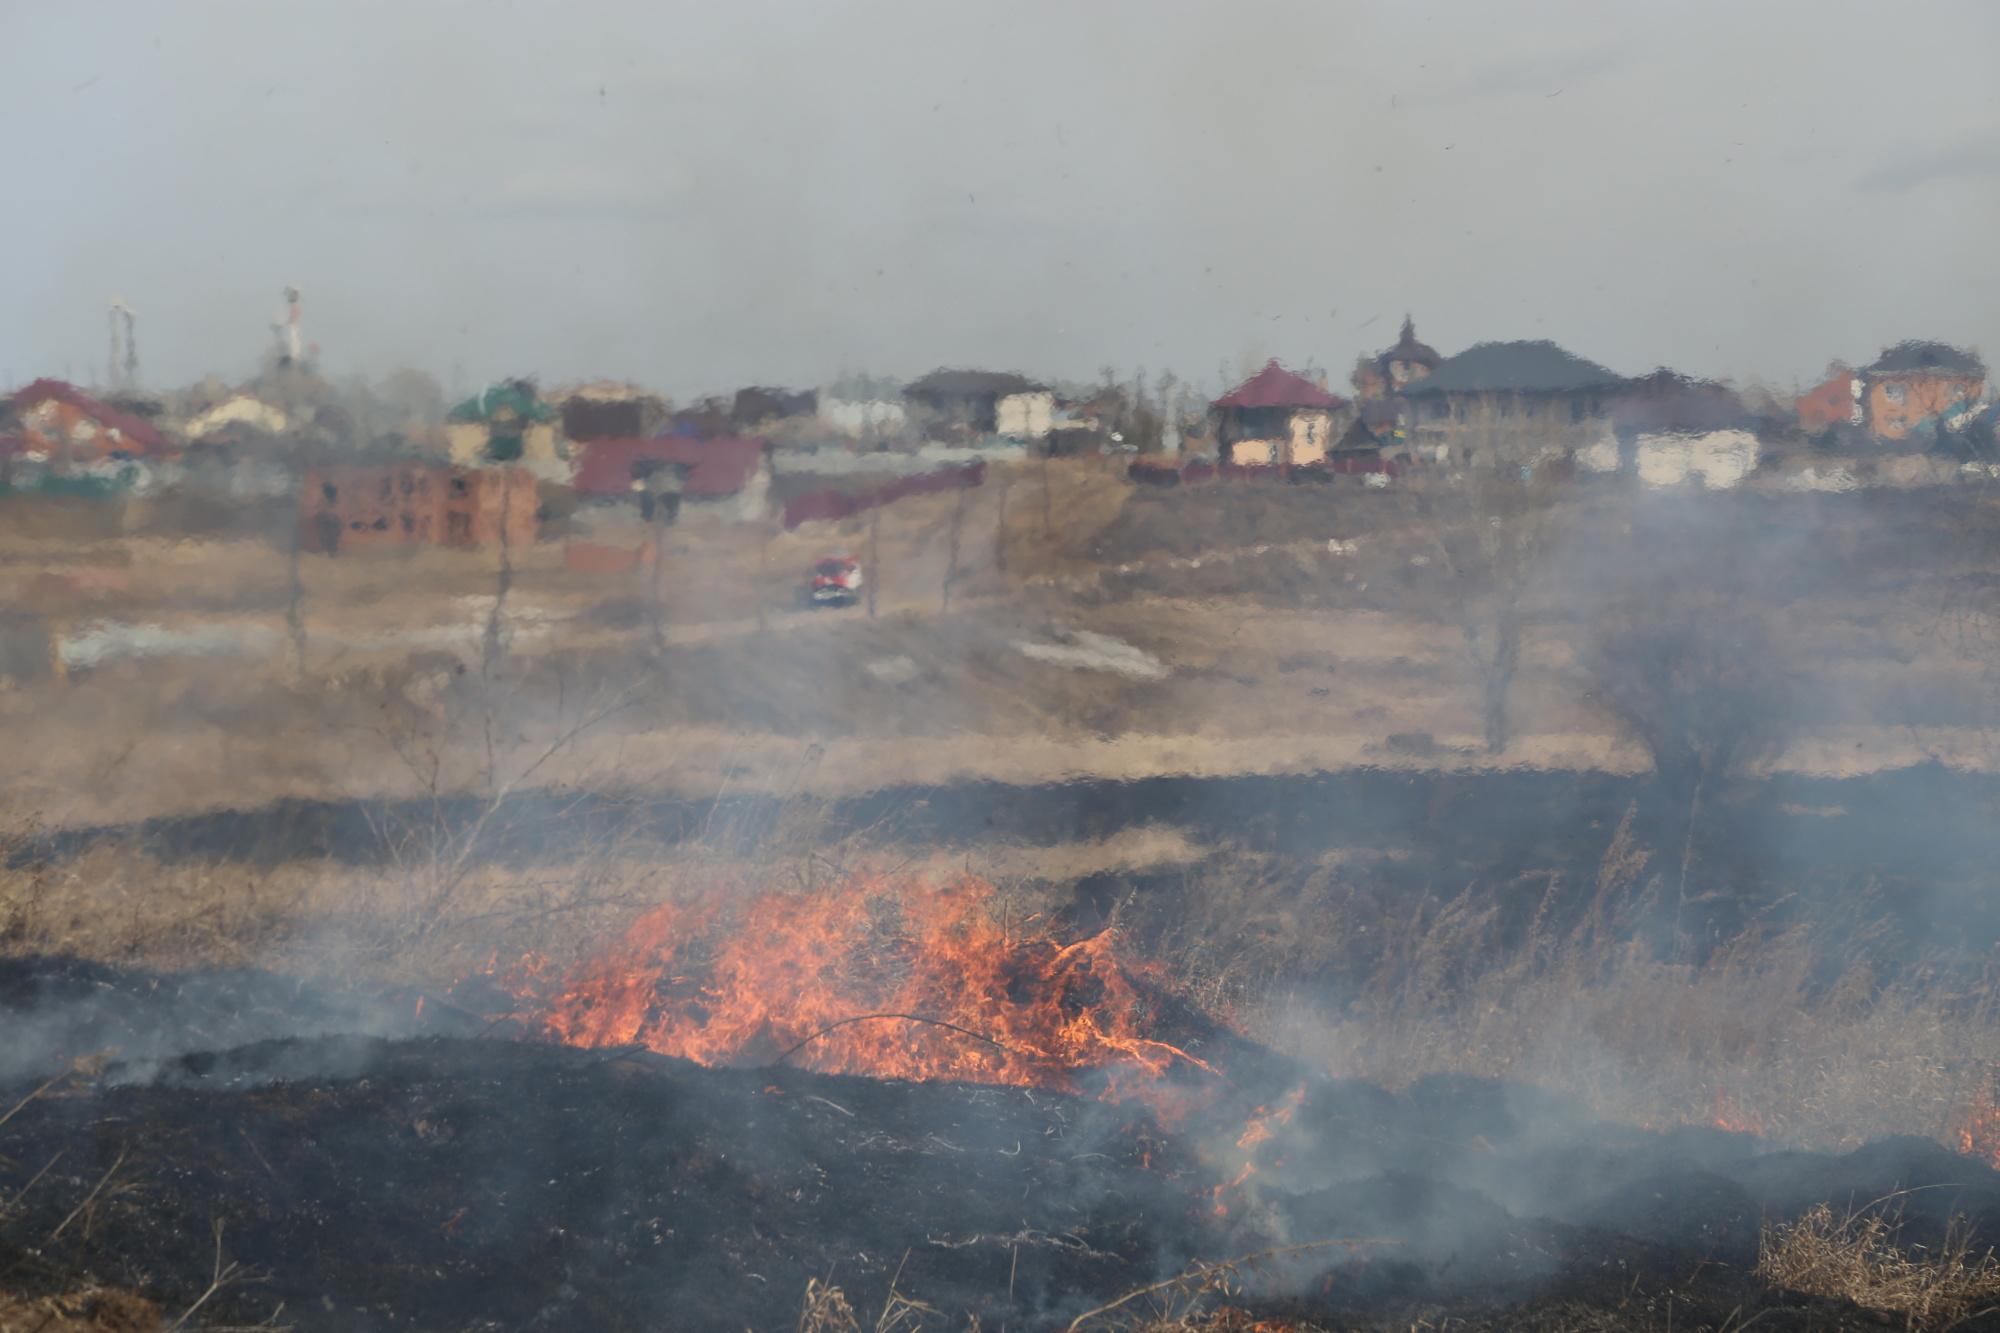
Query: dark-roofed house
[[1352, 317, 1443, 400], [1349, 317, 1443, 452], [557, 382, 672, 447], [1796, 343, 1986, 442], [731, 386, 818, 430], [1399, 340, 1627, 468], [1211, 360, 1349, 466], [1604, 371, 1759, 490], [904, 369, 1053, 444]]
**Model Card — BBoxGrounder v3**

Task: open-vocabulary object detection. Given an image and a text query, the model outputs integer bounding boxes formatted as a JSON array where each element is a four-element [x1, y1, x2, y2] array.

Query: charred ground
[[1, 989, 1997, 1333]]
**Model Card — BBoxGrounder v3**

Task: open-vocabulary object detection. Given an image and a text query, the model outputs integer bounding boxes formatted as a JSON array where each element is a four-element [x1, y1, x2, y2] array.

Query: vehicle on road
[[806, 554, 863, 608]]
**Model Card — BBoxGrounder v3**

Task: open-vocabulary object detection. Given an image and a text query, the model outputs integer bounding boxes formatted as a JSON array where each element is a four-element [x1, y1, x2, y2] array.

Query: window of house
[[1884, 383, 1907, 406], [1570, 397, 1586, 423]]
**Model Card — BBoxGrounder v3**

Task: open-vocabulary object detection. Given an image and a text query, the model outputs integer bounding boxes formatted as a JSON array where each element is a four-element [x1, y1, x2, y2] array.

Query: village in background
[[12, 295, 1991, 537], [3, 287, 1999, 833]]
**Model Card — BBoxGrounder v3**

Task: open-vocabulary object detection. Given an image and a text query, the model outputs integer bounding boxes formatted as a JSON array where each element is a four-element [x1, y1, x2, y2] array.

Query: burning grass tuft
[[1756, 1201, 2000, 1330]]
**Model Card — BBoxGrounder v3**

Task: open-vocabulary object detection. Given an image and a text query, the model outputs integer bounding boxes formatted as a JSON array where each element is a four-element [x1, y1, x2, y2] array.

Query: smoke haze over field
[[4, 1, 1998, 397]]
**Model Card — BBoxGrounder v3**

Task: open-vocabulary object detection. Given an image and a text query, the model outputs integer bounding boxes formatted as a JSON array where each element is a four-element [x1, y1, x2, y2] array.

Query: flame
[[1955, 1072, 2000, 1166], [494, 872, 1215, 1099], [1204, 1086, 1309, 1215], [1707, 1086, 1765, 1136]]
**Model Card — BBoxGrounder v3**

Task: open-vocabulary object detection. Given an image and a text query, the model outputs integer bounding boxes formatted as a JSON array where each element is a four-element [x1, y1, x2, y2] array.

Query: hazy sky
[[6, 1, 1998, 401]]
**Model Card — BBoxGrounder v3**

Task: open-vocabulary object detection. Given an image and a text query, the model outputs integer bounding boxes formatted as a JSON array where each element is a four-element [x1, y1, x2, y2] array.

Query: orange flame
[[1707, 1086, 1765, 1136], [1205, 1086, 1309, 1215], [495, 873, 1215, 1099], [1955, 1072, 2000, 1167]]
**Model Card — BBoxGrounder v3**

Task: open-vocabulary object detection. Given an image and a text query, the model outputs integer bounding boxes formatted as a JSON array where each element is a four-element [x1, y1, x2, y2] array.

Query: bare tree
[[1417, 473, 1558, 754]]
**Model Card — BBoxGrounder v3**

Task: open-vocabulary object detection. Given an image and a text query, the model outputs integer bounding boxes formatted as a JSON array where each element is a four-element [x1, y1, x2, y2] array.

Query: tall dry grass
[[1758, 1202, 2000, 1329], [1199, 811, 2000, 1152]]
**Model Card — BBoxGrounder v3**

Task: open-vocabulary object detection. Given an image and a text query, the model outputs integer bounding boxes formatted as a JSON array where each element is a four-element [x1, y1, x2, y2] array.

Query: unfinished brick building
[[299, 465, 537, 554]]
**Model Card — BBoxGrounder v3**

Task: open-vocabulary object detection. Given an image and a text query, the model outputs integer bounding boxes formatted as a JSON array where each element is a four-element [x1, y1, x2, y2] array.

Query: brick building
[[1797, 342, 1986, 440], [299, 465, 537, 554]]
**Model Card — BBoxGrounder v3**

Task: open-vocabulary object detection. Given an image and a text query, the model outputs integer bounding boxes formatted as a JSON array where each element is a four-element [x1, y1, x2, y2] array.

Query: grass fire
[[12, 5, 2000, 1330], [494, 873, 1215, 1096]]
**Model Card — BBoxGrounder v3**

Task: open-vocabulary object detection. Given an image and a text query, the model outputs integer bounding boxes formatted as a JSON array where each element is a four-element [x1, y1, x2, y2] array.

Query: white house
[[819, 374, 907, 437]]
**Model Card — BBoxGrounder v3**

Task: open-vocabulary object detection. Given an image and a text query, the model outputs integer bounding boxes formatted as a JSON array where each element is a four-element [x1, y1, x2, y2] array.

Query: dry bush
[[1758, 1202, 2000, 1329]]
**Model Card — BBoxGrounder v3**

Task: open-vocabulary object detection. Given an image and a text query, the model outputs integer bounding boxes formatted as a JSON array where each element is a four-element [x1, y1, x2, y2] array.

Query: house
[[1797, 342, 1985, 441], [1351, 317, 1443, 400], [298, 465, 537, 555], [731, 386, 818, 430], [904, 369, 1053, 444], [1349, 318, 1442, 454], [1592, 369, 1758, 489], [185, 395, 288, 441], [571, 434, 769, 522], [818, 375, 908, 437], [554, 381, 672, 445], [1210, 360, 1348, 466], [446, 380, 561, 467], [10, 380, 166, 464], [1398, 340, 1627, 468]]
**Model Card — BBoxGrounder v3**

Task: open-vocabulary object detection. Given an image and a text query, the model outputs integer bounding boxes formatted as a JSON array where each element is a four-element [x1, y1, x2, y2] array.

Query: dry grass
[[10, 800, 2000, 1156], [1134, 810, 2000, 1153], [1757, 1202, 2000, 1329]]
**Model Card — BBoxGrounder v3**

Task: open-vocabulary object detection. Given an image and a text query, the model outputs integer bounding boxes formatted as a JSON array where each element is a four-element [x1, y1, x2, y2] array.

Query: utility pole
[[866, 506, 880, 619]]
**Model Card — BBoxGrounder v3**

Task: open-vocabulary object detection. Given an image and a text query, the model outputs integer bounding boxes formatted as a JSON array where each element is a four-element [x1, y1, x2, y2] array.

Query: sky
[[5, 1, 1998, 402]]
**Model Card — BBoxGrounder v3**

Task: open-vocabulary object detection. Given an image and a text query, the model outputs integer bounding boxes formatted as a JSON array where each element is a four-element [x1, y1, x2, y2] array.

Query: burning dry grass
[[11, 791, 2000, 1159], [1757, 1202, 2000, 1329], [499, 870, 1209, 1091]]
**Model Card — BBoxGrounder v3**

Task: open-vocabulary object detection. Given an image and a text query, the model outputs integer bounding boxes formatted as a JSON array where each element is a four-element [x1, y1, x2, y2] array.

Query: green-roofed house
[[446, 379, 561, 467]]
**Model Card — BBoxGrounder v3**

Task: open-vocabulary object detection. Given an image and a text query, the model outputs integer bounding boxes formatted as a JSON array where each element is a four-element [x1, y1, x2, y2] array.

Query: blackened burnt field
[[5, 1004, 2000, 1333]]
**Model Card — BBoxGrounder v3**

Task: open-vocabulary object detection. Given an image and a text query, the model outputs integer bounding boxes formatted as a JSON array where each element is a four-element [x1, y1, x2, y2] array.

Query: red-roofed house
[[11, 380, 165, 464], [1210, 361, 1348, 466], [571, 435, 769, 521]]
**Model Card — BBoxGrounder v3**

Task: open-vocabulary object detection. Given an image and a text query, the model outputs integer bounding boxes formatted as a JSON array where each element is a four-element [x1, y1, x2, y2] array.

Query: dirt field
[[0, 466, 1994, 830]]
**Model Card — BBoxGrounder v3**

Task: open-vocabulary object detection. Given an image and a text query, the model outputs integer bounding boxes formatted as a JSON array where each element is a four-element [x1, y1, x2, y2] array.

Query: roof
[[904, 369, 1049, 400], [1865, 341, 1986, 379], [1212, 360, 1345, 410], [449, 380, 555, 424], [572, 435, 765, 496], [1614, 369, 1749, 432], [1402, 341, 1626, 395], [11, 379, 164, 449], [823, 373, 906, 403], [1382, 316, 1441, 369]]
